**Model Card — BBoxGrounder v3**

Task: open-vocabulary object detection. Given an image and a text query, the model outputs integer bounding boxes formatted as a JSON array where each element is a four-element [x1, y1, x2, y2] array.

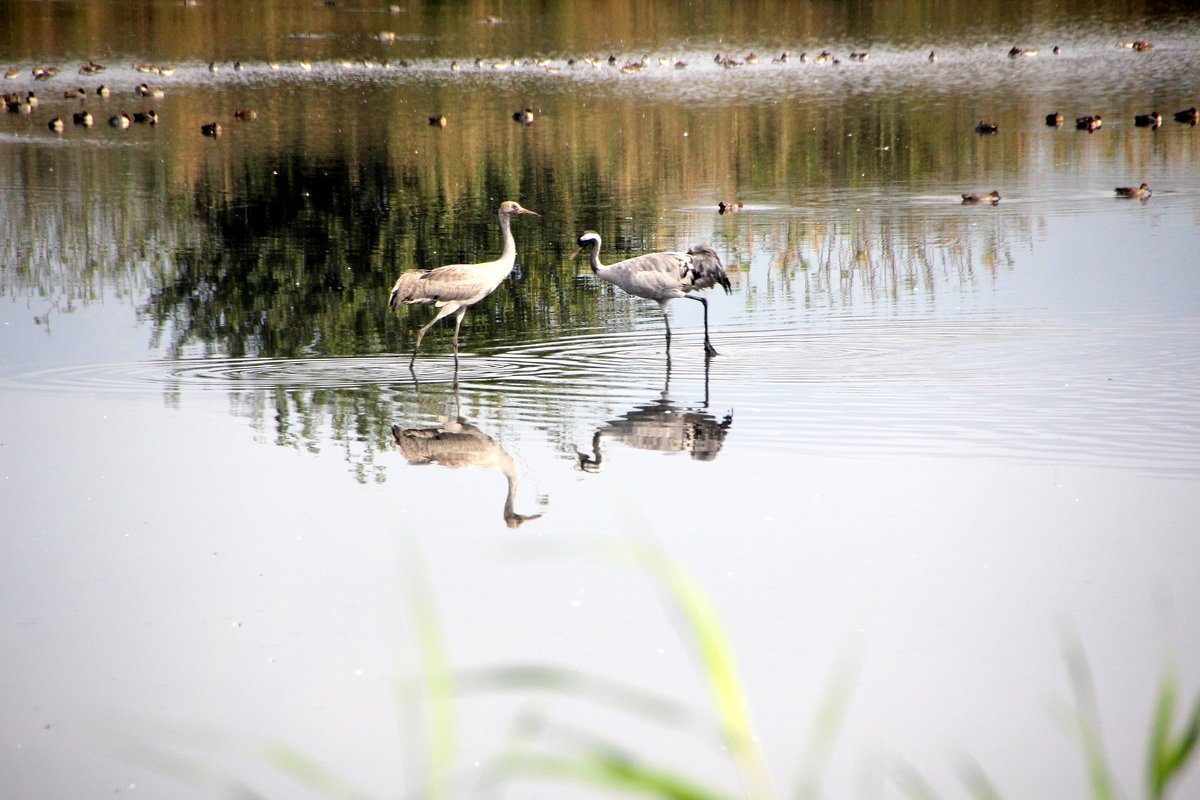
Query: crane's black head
[[576, 230, 602, 248]]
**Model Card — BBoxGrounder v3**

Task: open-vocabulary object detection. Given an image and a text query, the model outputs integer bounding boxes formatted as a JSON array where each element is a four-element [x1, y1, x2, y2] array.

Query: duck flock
[[5, 37, 1195, 199]]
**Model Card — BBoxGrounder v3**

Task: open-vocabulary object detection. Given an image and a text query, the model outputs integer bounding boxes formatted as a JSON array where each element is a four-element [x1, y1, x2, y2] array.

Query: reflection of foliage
[[231, 385, 396, 484]]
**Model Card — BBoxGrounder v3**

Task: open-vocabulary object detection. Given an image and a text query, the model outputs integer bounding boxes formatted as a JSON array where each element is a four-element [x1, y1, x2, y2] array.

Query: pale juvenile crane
[[573, 230, 731, 356], [389, 200, 540, 366]]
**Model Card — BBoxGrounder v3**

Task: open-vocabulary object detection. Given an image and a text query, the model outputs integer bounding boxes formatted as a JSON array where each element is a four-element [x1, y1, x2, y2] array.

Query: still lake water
[[2, 1, 1200, 797]]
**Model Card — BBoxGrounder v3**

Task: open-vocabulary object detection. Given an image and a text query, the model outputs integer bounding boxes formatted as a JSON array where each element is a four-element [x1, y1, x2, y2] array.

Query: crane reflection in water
[[575, 359, 733, 472], [391, 376, 542, 528]]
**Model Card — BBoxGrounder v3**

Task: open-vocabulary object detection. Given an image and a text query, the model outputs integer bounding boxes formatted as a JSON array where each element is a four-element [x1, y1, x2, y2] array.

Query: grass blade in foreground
[[1147, 666, 1200, 800]]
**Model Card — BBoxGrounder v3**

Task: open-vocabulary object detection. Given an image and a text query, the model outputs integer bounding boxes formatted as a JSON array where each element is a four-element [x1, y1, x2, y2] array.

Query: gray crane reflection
[[391, 375, 542, 528], [575, 358, 734, 473]]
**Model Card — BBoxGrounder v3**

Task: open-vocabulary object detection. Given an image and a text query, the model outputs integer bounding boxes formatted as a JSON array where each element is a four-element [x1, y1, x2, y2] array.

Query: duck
[[233, 108, 258, 121], [1132, 40, 1153, 51], [96, 84, 110, 97], [1173, 107, 1198, 125], [48, 116, 65, 133], [928, 50, 937, 62], [4, 67, 20, 80], [24, 91, 38, 108], [72, 110, 93, 126], [200, 121, 222, 137], [717, 200, 744, 214], [1045, 111, 1064, 127], [1115, 183, 1151, 199], [1134, 111, 1162, 129], [1007, 46, 1039, 57], [132, 109, 157, 124], [135, 83, 164, 98], [108, 113, 131, 128], [63, 86, 86, 100], [512, 106, 534, 125], [1075, 114, 1102, 132], [961, 190, 1001, 205], [974, 120, 998, 134], [428, 113, 447, 127]]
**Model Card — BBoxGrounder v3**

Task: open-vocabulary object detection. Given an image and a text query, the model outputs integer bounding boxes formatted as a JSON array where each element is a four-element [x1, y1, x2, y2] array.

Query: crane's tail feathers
[[388, 270, 434, 309], [686, 244, 732, 294]]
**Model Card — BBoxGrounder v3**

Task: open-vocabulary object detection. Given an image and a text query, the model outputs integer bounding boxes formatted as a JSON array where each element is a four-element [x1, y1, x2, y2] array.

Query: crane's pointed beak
[[570, 245, 582, 260], [519, 208, 541, 217]]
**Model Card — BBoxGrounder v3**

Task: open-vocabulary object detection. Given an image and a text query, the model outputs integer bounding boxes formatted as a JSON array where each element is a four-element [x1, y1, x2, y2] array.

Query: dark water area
[[2, 1, 1199, 798]]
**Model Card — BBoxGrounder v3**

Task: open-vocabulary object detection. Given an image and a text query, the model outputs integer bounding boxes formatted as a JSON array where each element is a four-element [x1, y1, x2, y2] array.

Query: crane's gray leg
[[409, 304, 459, 366], [687, 295, 718, 357], [658, 302, 672, 352], [451, 307, 468, 364]]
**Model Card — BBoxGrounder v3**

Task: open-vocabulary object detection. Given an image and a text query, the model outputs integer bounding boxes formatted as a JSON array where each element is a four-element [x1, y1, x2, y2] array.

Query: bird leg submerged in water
[[389, 200, 540, 367], [573, 232, 731, 357]]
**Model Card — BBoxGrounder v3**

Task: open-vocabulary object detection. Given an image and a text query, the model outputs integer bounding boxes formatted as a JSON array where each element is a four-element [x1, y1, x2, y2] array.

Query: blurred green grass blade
[[396, 535, 455, 799], [497, 751, 738, 800], [794, 651, 861, 800], [957, 754, 1005, 800], [892, 760, 944, 800], [635, 543, 776, 799], [1061, 634, 1116, 800], [1147, 668, 1200, 800], [259, 742, 372, 799], [456, 662, 722, 740]]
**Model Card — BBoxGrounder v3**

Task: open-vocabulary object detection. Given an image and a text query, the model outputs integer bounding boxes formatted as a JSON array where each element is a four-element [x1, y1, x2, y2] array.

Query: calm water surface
[[2, 1, 1199, 798]]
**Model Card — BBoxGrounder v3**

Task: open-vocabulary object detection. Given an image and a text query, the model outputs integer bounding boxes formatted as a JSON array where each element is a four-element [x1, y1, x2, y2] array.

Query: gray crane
[[573, 231, 731, 356], [389, 200, 540, 366]]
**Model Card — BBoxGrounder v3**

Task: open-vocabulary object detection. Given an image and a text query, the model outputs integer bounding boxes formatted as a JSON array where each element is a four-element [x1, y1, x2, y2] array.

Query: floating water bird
[[1046, 111, 1064, 127], [975, 120, 998, 134], [1076, 114, 1102, 132], [928, 50, 937, 62], [1008, 46, 1038, 57], [135, 83, 164, 98], [717, 200, 743, 214], [72, 110, 92, 126], [233, 108, 258, 121], [961, 190, 1001, 205], [200, 121, 221, 136], [389, 200, 540, 366], [63, 86, 86, 100], [512, 106, 534, 124], [132, 109, 157, 124], [1115, 183, 1151, 199], [1174, 107, 1198, 125], [96, 84, 110, 97], [572, 230, 731, 357], [428, 113, 447, 127], [1134, 111, 1162, 128], [4, 67, 19, 80], [108, 113, 131, 128], [48, 116, 64, 133]]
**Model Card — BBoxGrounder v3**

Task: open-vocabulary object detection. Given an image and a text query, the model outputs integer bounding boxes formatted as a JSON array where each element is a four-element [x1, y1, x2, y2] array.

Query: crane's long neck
[[497, 210, 517, 268], [584, 240, 605, 277]]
